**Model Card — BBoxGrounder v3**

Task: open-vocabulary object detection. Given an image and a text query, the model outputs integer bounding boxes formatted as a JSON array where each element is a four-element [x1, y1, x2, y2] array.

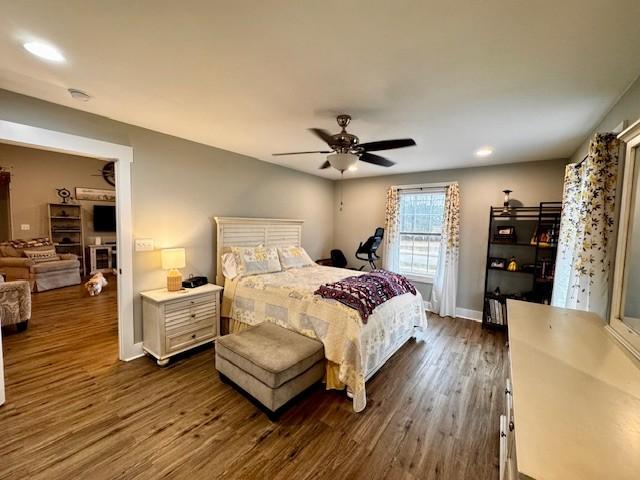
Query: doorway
[[0, 120, 137, 361]]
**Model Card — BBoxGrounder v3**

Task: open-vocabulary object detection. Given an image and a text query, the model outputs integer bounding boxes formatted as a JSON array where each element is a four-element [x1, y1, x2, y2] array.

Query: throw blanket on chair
[[314, 269, 416, 322]]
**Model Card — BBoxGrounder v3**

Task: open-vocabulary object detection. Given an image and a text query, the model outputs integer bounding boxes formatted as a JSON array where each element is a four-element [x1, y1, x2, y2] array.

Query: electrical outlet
[[20, 224, 30, 231], [135, 238, 154, 252]]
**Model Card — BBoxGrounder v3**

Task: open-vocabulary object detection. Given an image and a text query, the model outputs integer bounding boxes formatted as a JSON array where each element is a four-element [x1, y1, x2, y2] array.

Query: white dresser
[[141, 284, 222, 366], [502, 300, 640, 480]]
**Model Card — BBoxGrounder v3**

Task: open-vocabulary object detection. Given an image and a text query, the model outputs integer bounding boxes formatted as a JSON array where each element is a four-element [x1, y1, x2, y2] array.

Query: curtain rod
[[574, 154, 588, 168], [393, 181, 454, 191]]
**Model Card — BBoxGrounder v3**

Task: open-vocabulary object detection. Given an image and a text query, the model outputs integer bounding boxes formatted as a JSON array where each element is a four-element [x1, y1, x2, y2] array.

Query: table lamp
[[161, 248, 185, 291]]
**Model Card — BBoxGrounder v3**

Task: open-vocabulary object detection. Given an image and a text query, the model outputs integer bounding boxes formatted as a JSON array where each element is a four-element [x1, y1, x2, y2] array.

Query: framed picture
[[75, 187, 116, 202], [489, 257, 507, 269], [497, 226, 515, 236], [494, 225, 516, 242]]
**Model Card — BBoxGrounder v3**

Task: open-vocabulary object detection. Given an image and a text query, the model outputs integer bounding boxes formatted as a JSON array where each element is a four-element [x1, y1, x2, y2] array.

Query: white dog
[[85, 272, 108, 296]]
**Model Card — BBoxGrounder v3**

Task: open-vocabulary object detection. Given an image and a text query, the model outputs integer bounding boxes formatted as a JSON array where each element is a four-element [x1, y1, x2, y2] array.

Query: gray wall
[[0, 89, 335, 342], [571, 75, 640, 162], [0, 143, 116, 246], [333, 159, 568, 312]]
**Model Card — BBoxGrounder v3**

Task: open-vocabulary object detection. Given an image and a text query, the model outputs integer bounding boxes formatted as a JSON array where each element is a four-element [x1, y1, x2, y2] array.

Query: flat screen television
[[93, 205, 116, 232]]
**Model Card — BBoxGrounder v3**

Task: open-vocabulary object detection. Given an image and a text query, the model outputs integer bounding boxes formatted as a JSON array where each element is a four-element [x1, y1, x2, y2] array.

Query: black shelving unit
[[482, 202, 562, 330]]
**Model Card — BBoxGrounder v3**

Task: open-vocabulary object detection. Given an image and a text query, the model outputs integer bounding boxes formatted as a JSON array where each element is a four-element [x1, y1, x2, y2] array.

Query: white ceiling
[[1, 1, 640, 179]]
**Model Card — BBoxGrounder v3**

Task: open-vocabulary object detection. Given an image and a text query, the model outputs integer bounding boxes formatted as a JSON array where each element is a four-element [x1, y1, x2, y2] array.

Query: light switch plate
[[20, 224, 30, 231], [135, 238, 154, 251]]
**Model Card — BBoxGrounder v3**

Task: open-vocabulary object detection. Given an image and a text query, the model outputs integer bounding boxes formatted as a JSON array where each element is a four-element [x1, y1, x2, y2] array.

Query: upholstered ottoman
[[215, 322, 324, 418]]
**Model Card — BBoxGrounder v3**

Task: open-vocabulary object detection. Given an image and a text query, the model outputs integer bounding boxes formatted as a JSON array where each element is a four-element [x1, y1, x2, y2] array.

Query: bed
[[215, 217, 427, 412]]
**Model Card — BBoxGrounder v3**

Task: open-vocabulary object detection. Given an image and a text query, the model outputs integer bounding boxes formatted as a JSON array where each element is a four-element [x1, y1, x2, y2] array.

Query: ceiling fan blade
[[272, 150, 331, 156], [360, 152, 395, 167], [319, 160, 331, 169], [309, 128, 335, 146], [359, 138, 416, 152]]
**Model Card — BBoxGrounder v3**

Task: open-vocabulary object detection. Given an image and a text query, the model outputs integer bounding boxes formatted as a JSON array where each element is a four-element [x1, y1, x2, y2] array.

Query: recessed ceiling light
[[23, 41, 65, 62], [475, 147, 493, 157], [348, 165, 358, 172]]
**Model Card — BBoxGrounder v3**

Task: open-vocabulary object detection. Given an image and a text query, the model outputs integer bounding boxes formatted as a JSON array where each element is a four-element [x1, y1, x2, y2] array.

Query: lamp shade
[[327, 152, 358, 171], [161, 248, 185, 270]]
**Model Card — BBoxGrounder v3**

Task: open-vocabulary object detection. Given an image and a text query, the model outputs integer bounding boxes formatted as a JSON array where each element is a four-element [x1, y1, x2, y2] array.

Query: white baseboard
[[424, 301, 482, 323], [455, 307, 482, 322], [122, 342, 145, 361]]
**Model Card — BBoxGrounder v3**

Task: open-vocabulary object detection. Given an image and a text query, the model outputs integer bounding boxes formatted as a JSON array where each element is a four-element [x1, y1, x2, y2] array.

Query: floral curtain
[[551, 133, 620, 319], [382, 187, 400, 271], [430, 183, 460, 317]]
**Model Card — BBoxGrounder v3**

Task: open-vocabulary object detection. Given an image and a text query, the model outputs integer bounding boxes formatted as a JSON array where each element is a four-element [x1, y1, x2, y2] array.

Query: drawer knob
[[191, 334, 196, 339], [191, 314, 196, 318]]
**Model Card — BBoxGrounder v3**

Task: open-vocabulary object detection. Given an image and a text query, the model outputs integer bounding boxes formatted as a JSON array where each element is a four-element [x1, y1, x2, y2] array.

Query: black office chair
[[330, 249, 348, 268], [355, 227, 384, 270]]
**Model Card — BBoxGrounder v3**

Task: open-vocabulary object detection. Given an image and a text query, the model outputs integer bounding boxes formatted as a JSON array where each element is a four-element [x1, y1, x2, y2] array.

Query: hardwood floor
[[0, 283, 508, 480]]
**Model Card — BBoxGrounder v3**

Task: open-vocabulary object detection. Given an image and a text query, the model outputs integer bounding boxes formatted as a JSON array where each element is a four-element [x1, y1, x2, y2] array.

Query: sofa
[[0, 278, 31, 331], [0, 238, 81, 292]]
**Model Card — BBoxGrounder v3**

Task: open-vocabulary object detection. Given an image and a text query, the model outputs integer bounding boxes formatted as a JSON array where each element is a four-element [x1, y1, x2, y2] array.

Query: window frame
[[396, 185, 447, 283]]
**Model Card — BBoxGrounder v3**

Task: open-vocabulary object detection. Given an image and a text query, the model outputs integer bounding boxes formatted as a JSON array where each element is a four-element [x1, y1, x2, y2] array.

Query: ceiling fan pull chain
[[339, 171, 344, 211]]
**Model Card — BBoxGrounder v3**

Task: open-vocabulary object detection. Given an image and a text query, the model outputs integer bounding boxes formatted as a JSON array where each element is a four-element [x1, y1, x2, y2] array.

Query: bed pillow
[[24, 248, 60, 263], [232, 246, 281, 277], [221, 252, 238, 279], [277, 246, 315, 269]]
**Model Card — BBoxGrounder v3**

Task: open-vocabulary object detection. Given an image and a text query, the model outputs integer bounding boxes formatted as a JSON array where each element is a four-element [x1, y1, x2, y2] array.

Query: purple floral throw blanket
[[314, 269, 417, 322]]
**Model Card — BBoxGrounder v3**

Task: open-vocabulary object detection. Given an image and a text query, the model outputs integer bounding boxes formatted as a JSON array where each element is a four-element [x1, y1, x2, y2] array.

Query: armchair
[[0, 279, 31, 331]]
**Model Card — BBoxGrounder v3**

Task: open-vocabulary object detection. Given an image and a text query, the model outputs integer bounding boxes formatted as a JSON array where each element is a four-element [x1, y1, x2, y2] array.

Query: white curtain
[[382, 186, 400, 271], [551, 133, 620, 319], [430, 183, 460, 318]]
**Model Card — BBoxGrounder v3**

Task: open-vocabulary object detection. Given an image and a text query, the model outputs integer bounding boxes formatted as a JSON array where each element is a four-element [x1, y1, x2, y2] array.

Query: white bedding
[[224, 265, 427, 411]]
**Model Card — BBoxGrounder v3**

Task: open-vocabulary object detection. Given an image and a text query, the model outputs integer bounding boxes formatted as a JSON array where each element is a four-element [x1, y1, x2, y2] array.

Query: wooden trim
[[213, 216, 304, 225], [618, 117, 640, 143], [0, 119, 140, 362], [610, 117, 640, 357], [213, 217, 304, 286]]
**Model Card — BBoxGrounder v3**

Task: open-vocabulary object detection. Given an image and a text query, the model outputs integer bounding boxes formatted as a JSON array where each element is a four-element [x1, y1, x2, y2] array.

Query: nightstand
[[141, 283, 222, 366]]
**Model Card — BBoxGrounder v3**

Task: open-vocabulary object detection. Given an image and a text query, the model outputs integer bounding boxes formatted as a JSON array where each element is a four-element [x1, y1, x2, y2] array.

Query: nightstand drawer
[[166, 316, 215, 336], [165, 304, 216, 328], [166, 326, 214, 352], [164, 293, 216, 313]]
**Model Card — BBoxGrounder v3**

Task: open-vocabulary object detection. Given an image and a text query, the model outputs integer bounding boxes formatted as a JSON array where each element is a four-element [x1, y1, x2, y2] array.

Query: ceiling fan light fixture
[[327, 152, 358, 172]]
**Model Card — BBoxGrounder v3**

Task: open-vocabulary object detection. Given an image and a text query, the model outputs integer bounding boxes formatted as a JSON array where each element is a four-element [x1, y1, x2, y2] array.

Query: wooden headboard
[[214, 217, 304, 285]]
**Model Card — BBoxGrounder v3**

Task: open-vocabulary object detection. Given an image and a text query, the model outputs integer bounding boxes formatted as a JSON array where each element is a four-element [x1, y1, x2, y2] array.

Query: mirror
[[621, 144, 640, 334], [611, 121, 640, 358]]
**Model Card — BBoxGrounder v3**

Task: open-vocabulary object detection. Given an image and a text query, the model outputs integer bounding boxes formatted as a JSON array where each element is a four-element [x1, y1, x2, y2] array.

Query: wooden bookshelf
[[48, 203, 85, 276], [482, 202, 562, 330]]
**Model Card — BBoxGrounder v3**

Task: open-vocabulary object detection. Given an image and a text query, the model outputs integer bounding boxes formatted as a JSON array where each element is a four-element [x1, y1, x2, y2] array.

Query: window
[[398, 189, 446, 280]]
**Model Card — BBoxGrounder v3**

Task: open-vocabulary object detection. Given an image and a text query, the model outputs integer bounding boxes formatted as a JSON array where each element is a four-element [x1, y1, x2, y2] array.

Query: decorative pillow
[[2, 238, 53, 257], [0, 245, 19, 257], [24, 248, 60, 263], [8, 238, 52, 249], [277, 246, 315, 269], [231, 246, 281, 277], [221, 252, 238, 279]]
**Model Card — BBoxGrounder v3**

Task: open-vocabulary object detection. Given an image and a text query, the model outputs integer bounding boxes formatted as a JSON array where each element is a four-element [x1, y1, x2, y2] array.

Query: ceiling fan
[[273, 114, 416, 171]]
